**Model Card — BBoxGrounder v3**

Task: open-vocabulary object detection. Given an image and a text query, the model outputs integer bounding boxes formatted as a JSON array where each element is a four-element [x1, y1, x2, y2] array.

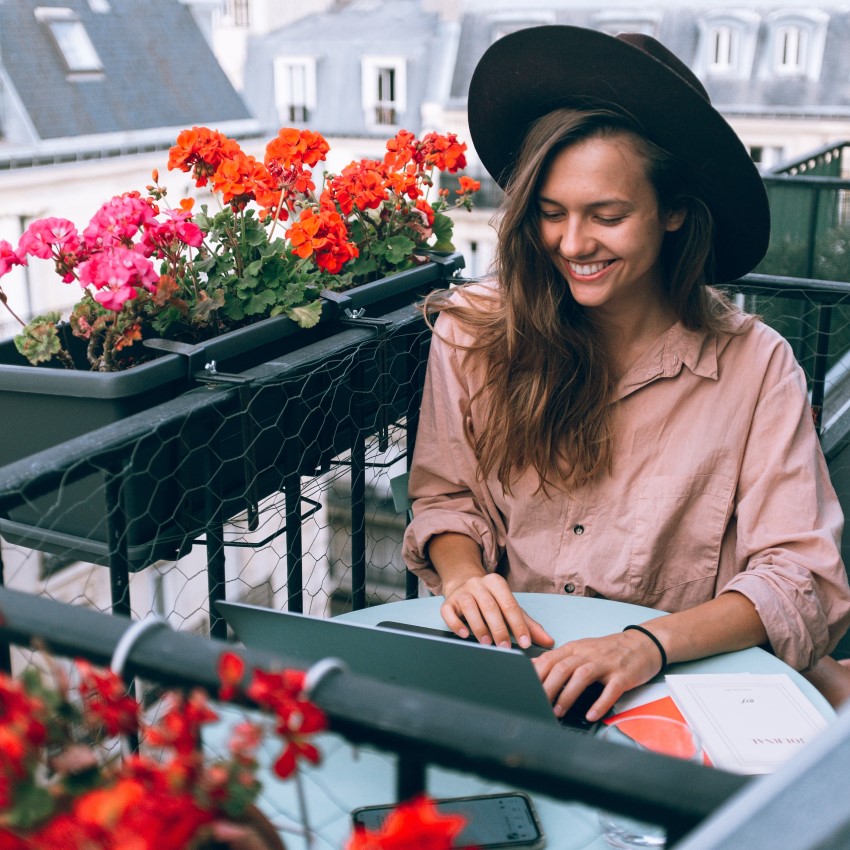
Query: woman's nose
[[558, 219, 595, 258]]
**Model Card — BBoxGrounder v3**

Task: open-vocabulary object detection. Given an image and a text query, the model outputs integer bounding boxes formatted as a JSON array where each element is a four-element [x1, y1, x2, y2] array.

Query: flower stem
[[0, 285, 26, 327], [266, 185, 288, 241], [294, 769, 314, 850]]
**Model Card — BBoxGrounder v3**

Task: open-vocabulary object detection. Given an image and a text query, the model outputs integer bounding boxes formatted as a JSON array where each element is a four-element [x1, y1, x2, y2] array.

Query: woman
[[402, 26, 850, 721]]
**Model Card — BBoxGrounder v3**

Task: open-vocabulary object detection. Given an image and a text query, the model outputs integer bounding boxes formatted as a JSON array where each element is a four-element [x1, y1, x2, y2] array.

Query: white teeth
[[569, 261, 611, 276]]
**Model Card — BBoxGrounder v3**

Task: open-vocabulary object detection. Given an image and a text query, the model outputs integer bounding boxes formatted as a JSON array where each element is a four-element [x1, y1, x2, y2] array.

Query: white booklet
[[666, 673, 829, 774]]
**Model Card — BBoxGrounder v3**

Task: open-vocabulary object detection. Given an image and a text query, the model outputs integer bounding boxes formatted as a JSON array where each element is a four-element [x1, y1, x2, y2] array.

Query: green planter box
[[0, 254, 462, 570]]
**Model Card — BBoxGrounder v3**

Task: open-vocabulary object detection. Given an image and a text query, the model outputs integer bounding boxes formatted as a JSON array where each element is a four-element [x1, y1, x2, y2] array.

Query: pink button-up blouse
[[402, 302, 850, 670]]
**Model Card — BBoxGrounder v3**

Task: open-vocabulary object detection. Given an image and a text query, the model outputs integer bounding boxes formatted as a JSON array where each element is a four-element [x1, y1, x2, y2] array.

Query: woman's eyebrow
[[536, 195, 635, 210]]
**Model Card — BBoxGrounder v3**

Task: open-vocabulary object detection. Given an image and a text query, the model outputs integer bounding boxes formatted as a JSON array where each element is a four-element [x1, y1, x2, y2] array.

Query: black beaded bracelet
[[623, 624, 668, 676]]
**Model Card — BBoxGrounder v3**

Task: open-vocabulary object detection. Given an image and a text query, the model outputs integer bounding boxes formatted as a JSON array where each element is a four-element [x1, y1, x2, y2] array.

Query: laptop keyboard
[[376, 620, 604, 733]]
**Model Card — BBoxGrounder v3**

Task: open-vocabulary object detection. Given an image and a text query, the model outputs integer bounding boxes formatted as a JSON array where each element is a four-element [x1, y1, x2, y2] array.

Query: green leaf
[[384, 234, 416, 264], [6, 782, 56, 830], [243, 289, 278, 315], [430, 212, 456, 252], [14, 315, 65, 365], [287, 300, 323, 328], [244, 259, 265, 277], [347, 253, 378, 279]]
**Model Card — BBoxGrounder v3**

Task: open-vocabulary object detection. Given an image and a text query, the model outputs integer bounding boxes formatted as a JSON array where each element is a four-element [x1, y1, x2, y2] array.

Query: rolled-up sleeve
[[722, 345, 850, 670], [402, 313, 504, 592]]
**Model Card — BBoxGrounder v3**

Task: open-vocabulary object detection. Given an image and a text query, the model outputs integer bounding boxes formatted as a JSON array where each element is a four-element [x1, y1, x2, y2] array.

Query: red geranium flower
[[345, 795, 470, 850]]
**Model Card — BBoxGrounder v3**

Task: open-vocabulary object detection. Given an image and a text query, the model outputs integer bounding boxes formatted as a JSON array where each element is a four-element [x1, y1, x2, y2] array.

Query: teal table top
[[210, 594, 833, 850]]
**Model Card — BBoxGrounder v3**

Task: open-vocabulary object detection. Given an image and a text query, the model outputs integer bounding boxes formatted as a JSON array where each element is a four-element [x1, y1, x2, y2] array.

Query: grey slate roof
[[449, 8, 850, 116], [0, 0, 253, 142], [241, 0, 441, 137], [242, 1, 850, 146]]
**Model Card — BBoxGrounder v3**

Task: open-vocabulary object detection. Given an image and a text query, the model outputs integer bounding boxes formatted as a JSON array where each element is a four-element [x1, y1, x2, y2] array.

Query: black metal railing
[[760, 142, 850, 284], [2, 275, 850, 629], [2, 273, 850, 843], [0, 586, 749, 844]]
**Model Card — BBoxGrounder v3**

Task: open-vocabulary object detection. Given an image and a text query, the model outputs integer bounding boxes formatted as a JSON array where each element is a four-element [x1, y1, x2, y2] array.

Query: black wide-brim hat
[[468, 25, 770, 283]]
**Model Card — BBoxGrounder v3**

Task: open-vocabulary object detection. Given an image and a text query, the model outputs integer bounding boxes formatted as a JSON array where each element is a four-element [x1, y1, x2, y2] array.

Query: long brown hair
[[427, 107, 746, 492]]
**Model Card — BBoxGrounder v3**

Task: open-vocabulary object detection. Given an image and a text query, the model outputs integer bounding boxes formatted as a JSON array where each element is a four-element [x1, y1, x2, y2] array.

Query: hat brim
[[468, 25, 770, 283]]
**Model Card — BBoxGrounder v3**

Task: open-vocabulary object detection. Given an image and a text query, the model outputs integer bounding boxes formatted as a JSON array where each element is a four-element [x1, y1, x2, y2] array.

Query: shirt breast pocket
[[627, 473, 734, 602]]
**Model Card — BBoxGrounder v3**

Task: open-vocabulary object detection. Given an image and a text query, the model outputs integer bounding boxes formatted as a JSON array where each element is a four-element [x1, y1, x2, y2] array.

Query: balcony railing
[[3, 271, 850, 844]]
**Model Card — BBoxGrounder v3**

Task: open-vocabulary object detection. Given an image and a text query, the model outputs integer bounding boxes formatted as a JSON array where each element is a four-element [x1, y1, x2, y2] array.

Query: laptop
[[216, 600, 601, 732]]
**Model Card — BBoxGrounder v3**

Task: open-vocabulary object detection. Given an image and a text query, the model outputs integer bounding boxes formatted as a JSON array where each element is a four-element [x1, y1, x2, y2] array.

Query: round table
[[221, 594, 834, 850]]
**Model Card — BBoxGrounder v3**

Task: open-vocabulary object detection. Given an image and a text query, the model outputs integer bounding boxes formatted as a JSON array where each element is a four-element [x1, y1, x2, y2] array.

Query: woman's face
[[536, 132, 685, 320]]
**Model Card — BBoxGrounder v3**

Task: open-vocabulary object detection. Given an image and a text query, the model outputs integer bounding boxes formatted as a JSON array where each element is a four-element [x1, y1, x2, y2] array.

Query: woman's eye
[[598, 216, 625, 225], [539, 209, 563, 220]]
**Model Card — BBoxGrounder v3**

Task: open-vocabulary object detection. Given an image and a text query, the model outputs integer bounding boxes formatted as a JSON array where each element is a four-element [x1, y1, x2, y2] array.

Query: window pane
[[48, 20, 102, 72]]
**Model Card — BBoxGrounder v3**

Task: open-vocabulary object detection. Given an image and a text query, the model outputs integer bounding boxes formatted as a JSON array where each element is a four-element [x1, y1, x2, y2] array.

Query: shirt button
[[573, 524, 585, 535], [564, 582, 576, 593]]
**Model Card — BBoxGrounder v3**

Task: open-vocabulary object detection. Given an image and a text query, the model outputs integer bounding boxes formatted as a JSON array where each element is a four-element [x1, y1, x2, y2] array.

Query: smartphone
[[351, 792, 545, 849]]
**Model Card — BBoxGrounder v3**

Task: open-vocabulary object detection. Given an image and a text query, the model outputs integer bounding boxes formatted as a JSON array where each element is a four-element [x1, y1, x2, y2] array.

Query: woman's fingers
[[441, 574, 549, 648], [533, 631, 665, 721]]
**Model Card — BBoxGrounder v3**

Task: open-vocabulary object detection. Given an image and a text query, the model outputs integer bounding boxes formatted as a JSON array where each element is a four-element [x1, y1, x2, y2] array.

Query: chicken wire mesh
[[3, 272, 850, 845], [0, 298, 433, 639], [1, 278, 849, 635]]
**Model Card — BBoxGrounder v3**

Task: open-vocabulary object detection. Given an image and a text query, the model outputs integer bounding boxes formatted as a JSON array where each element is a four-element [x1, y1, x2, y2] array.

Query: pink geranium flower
[[83, 194, 157, 251], [0, 240, 24, 277], [18, 218, 80, 260], [141, 209, 204, 257], [78, 247, 159, 311]]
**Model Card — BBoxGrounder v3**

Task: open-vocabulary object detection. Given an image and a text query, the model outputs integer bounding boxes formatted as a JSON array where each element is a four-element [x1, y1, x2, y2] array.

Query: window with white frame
[[274, 56, 316, 124], [35, 6, 103, 74], [220, 0, 250, 27], [775, 25, 806, 73], [362, 56, 406, 129], [764, 10, 828, 81], [696, 11, 759, 80], [709, 25, 739, 71]]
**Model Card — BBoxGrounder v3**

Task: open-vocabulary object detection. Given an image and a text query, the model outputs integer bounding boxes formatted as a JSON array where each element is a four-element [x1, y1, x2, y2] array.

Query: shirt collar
[[614, 321, 720, 402]]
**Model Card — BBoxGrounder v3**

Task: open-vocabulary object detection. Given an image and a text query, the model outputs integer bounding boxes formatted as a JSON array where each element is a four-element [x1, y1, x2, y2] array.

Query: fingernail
[[498, 640, 511, 649], [586, 709, 599, 722], [519, 635, 531, 648], [553, 705, 564, 717], [458, 628, 469, 638], [480, 635, 492, 645]]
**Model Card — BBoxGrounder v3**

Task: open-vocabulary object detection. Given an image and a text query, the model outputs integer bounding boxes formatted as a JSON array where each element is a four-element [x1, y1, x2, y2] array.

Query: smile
[[567, 260, 615, 277]]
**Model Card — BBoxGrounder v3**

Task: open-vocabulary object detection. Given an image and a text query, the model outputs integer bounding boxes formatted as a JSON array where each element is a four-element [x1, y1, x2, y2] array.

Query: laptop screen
[[215, 600, 559, 725]]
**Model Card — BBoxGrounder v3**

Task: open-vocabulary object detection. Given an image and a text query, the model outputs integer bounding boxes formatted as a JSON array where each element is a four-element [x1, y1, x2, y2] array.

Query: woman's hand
[[441, 572, 555, 650], [532, 628, 665, 722]]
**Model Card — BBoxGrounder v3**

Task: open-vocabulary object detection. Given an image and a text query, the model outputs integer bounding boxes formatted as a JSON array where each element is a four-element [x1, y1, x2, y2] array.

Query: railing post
[[812, 304, 834, 436], [404, 328, 430, 600], [105, 461, 132, 617], [204, 447, 228, 641], [350, 355, 367, 611], [284, 469, 303, 613]]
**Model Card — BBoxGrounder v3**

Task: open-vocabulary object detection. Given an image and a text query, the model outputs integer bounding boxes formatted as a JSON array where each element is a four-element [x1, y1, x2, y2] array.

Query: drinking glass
[[597, 715, 703, 849]]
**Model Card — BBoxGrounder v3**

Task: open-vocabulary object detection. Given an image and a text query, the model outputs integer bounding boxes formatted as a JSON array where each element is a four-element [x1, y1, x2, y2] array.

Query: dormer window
[[35, 6, 103, 75], [220, 0, 250, 28], [775, 25, 806, 73], [593, 12, 660, 38], [709, 25, 738, 71], [274, 56, 317, 124], [763, 10, 828, 81], [696, 11, 759, 80], [361, 56, 406, 129]]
